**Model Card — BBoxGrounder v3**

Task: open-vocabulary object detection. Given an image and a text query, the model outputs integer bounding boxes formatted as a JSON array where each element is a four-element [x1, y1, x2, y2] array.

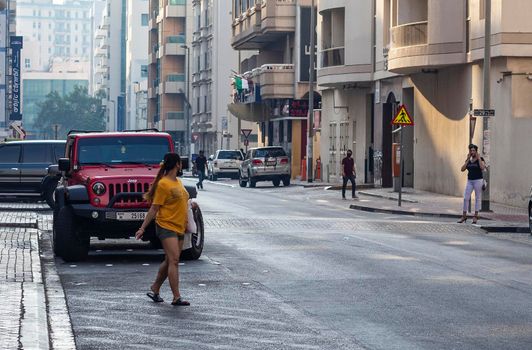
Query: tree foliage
[[35, 86, 106, 139]]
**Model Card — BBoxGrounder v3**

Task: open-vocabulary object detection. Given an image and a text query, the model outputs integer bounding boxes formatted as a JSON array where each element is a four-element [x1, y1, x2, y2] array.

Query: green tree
[[35, 86, 106, 139]]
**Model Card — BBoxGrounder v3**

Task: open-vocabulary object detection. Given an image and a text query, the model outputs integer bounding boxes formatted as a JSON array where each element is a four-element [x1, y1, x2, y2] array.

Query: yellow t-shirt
[[152, 177, 189, 234]]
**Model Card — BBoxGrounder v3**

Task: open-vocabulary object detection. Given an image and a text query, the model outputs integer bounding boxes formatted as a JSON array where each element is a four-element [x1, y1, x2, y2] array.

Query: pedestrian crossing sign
[[392, 105, 414, 125]]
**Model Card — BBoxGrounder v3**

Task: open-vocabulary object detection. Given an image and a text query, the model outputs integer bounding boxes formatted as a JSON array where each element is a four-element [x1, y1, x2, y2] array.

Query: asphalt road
[[54, 178, 532, 350]]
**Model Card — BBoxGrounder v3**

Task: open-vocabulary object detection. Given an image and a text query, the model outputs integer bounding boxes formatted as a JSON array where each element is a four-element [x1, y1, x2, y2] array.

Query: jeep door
[[0, 144, 22, 192], [19, 143, 54, 192]]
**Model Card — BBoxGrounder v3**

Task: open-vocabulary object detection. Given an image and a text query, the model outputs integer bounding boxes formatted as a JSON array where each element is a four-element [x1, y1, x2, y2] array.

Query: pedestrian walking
[[195, 150, 207, 190], [341, 150, 357, 199], [135, 153, 191, 306], [458, 144, 486, 224]]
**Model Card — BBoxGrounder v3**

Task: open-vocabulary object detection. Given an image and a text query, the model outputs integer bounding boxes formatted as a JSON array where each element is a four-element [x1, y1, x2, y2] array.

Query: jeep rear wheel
[[181, 207, 204, 260], [272, 178, 280, 187], [54, 206, 89, 262]]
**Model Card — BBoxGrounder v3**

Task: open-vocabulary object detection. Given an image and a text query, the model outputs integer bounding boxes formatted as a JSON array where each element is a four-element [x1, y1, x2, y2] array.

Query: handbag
[[482, 179, 488, 191], [186, 200, 197, 233]]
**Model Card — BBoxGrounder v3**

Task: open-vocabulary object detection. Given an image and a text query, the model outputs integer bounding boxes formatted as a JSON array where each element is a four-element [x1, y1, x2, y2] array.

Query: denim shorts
[[155, 224, 184, 241]]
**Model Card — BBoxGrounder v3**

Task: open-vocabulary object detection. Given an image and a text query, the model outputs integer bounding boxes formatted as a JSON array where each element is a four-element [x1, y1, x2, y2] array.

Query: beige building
[[147, 0, 193, 155], [317, 0, 532, 207], [228, 0, 319, 178]]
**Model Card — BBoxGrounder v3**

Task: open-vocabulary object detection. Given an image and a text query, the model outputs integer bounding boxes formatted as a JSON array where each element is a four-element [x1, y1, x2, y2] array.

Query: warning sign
[[241, 129, 252, 138], [392, 105, 414, 126]]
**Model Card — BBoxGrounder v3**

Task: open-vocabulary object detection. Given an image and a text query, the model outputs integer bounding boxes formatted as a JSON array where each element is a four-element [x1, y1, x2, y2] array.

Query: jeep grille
[[109, 182, 150, 204]]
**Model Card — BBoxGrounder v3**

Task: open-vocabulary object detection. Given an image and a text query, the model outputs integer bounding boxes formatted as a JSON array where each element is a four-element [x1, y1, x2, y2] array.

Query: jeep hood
[[76, 166, 159, 182]]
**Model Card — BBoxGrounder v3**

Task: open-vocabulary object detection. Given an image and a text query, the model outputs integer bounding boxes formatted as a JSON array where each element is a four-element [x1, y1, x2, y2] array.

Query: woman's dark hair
[[468, 144, 478, 151], [144, 152, 181, 202]]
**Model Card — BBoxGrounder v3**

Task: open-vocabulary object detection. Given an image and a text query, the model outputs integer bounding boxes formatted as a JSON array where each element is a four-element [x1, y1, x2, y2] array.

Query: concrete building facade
[[147, 0, 193, 156], [317, 0, 532, 207], [126, 0, 149, 130], [229, 0, 319, 179], [191, 0, 254, 156], [0, 0, 17, 137], [16, 0, 94, 72]]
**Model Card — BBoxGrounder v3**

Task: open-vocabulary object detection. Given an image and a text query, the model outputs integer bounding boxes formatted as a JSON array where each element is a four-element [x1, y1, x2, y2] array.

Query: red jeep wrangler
[[53, 130, 204, 262]]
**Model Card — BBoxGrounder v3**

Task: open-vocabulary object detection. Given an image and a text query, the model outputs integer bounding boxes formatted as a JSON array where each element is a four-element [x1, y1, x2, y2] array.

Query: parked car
[[53, 130, 204, 262], [528, 186, 532, 233], [207, 149, 244, 180], [0, 140, 66, 207], [239, 146, 290, 188]]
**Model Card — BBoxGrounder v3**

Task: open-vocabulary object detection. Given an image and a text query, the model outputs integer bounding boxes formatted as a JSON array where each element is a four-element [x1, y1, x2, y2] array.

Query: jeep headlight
[[92, 182, 106, 196]]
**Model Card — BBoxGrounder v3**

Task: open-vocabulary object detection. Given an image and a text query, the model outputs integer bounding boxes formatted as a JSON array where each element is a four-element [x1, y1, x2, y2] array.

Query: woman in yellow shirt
[[135, 152, 191, 306]]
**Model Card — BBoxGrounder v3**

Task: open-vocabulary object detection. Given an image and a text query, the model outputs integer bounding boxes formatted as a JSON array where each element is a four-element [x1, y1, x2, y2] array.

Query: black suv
[[0, 140, 66, 207]]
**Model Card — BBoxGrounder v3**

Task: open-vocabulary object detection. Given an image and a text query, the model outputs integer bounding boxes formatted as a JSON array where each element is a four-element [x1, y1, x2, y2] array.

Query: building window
[[141, 65, 148, 77], [24, 59, 31, 69], [141, 14, 149, 26], [479, 0, 485, 19]]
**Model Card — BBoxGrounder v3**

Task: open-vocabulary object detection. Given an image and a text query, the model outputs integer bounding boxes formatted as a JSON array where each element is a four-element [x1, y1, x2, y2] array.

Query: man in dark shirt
[[341, 150, 357, 199], [195, 150, 207, 190]]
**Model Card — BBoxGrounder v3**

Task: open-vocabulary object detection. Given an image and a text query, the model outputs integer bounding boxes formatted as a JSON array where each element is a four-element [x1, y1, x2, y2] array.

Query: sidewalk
[[0, 211, 76, 350], [290, 179, 529, 232]]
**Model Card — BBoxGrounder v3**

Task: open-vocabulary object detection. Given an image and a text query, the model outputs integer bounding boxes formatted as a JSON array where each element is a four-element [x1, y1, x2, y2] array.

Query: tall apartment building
[[0, 0, 17, 137], [17, 0, 94, 72], [191, 0, 252, 155], [93, 0, 127, 132], [147, 0, 192, 156], [317, 0, 532, 207], [126, 0, 149, 130], [229, 0, 319, 178]]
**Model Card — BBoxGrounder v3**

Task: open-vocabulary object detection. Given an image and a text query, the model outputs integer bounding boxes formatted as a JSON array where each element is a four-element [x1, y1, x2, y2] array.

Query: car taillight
[[280, 158, 289, 165], [252, 159, 263, 165]]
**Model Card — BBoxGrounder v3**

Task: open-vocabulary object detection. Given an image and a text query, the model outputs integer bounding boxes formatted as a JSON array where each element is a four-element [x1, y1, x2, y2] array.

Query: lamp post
[[481, 0, 491, 211], [181, 44, 191, 158], [307, 0, 316, 183]]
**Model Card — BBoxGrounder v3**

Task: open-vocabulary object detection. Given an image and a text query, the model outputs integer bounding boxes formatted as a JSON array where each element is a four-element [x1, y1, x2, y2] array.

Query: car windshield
[[217, 151, 242, 160], [77, 136, 171, 165], [254, 148, 286, 158]]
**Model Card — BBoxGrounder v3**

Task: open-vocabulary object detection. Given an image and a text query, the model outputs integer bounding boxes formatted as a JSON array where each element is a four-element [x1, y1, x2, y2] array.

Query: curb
[[357, 191, 419, 203], [349, 204, 529, 233], [0, 207, 51, 212], [349, 204, 464, 219]]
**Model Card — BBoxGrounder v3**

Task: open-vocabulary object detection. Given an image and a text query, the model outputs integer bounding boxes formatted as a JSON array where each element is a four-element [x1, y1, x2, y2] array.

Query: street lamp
[[181, 44, 191, 158]]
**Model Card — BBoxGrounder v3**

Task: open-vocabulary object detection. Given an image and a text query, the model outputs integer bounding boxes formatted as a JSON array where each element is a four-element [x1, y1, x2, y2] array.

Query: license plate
[[266, 161, 276, 166], [115, 212, 146, 221]]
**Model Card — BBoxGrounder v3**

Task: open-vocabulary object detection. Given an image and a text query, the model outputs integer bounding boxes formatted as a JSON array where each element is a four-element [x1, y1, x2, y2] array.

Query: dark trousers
[[197, 169, 205, 188], [342, 175, 356, 198]]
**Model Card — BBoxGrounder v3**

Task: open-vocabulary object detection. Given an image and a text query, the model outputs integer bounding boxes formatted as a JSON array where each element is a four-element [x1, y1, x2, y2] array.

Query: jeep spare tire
[[54, 206, 89, 262]]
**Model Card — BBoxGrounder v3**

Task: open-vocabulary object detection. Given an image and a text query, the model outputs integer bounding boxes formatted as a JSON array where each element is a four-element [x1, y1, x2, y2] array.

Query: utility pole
[[481, 0, 491, 211], [307, 0, 315, 183]]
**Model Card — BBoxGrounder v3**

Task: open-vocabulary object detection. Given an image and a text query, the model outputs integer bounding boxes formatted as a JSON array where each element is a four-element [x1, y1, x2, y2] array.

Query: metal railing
[[320, 47, 345, 67], [166, 74, 185, 82], [166, 35, 186, 44], [167, 112, 185, 120], [391, 21, 428, 48]]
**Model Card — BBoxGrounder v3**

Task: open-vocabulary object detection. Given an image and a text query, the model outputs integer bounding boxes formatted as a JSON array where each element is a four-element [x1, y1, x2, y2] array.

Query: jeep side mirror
[[47, 164, 60, 176], [58, 158, 71, 172]]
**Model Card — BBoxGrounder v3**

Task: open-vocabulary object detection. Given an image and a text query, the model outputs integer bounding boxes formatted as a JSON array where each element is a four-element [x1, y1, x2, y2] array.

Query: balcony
[[101, 16, 110, 30], [321, 47, 345, 68], [95, 27, 106, 39], [95, 65, 107, 74], [259, 64, 295, 100], [159, 40, 186, 57], [387, 3, 467, 74], [232, 0, 296, 50], [162, 74, 186, 94], [166, 2, 186, 18], [164, 118, 186, 131], [94, 46, 107, 57]]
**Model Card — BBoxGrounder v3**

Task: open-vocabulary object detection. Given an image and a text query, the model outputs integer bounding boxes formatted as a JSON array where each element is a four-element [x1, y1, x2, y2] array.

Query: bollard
[[301, 157, 307, 181]]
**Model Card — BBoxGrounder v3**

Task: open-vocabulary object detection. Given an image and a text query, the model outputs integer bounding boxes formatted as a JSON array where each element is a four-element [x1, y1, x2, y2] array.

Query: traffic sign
[[192, 133, 199, 142], [392, 105, 414, 126], [244, 139, 249, 146], [241, 129, 252, 138], [473, 109, 495, 117]]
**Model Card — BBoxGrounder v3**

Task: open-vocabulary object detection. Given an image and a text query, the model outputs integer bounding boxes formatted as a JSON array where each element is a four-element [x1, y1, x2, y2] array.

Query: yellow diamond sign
[[392, 105, 414, 126]]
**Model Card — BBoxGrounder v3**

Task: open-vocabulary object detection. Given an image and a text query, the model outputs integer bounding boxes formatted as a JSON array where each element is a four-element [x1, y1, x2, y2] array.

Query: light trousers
[[463, 179, 483, 212]]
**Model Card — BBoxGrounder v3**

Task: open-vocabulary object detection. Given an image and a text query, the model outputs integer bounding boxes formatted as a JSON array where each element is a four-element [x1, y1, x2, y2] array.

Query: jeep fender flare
[[54, 185, 89, 207], [40, 174, 61, 196]]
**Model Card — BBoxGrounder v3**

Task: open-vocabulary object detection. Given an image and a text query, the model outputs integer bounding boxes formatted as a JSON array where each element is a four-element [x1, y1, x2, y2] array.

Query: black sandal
[[171, 297, 190, 306], [146, 292, 164, 303]]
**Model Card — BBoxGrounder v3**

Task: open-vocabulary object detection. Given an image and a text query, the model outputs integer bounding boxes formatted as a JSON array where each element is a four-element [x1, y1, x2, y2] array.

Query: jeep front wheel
[[43, 180, 58, 209], [54, 206, 89, 262], [181, 206, 204, 260]]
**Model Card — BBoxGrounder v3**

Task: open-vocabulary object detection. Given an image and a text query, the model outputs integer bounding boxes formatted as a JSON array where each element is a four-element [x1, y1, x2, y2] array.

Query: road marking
[[105, 264, 113, 267]]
